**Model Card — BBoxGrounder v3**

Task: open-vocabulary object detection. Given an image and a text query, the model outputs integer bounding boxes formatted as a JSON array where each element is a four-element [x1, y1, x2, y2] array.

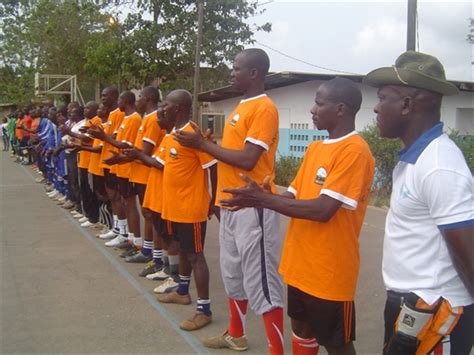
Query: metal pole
[[192, 0, 204, 123], [407, 0, 417, 51]]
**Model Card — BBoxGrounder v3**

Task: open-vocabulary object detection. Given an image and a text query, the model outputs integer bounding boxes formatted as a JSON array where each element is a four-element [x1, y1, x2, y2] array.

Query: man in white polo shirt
[[364, 51, 473, 355]]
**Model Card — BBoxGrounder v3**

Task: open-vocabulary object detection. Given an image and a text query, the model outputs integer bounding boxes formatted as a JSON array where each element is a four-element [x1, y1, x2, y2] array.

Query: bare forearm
[[199, 140, 255, 171]]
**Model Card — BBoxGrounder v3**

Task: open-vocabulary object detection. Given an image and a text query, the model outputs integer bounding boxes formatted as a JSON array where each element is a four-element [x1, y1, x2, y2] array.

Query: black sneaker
[[120, 245, 138, 258], [125, 251, 153, 263], [139, 260, 159, 277]]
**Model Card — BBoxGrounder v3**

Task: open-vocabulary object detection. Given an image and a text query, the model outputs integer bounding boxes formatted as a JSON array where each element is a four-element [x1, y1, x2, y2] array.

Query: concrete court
[[1, 151, 387, 355]]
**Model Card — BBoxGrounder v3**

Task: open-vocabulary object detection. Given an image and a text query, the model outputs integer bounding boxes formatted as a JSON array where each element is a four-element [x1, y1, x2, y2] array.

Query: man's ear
[[249, 68, 258, 80], [401, 96, 414, 116], [336, 102, 346, 117]]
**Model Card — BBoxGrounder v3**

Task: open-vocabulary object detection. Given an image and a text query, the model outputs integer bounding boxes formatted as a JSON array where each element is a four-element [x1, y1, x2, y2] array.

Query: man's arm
[[442, 227, 474, 297], [173, 123, 264, 171], [221, 175, 342, 222], [123, 147, 163, 169], [88, 125, 130, 150]]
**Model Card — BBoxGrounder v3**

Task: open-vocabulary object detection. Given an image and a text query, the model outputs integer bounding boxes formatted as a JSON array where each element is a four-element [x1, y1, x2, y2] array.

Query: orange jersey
[[216, 94, 279, 206], [279, 132, 375, 301], [87, 121, 106, 177], [15, 119, 24, 140], [22, 115, 32, 137], [142, 144, 166, 212], [115, 112, 142, 179], [99, 108, 125, 170], [30, 117, 40, 140], [129, 111, 165, 185], [160, 123, 217, 223], [78, 116, 101, 169]]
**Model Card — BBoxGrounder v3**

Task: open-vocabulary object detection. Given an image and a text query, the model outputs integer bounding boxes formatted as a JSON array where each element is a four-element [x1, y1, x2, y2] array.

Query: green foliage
[[359, 123, 402, 200], [448, 129, 474, 172], [275, 155, 302, 187]]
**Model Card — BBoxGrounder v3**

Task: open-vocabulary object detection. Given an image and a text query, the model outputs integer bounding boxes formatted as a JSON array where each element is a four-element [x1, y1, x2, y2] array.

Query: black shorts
[[151, 212, 173, 238], [134, 182, 146, 205], [384, 291, 474, 354], [103, 169, 118, 190], [172, 221, 206, 254], [117, 177, 136, 198], [288, 285, 355, 347], [92, 174, 106, 197]]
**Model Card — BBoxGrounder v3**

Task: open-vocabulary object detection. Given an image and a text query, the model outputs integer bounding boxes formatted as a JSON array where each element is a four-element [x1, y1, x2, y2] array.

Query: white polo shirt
[[383, 122, 474, 307]]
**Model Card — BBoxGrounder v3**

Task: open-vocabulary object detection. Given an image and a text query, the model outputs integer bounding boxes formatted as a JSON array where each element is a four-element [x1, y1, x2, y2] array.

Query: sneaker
[[62, 201, 75, 209], [80, 221, 95, 228], [104, 234, 128, 247], [139, 261, 161, 277], [146, 268, 170, 281], [98, 229, 117, 240], [52, 193, 64, 201], [78, 216, 89, 223], [180, 312, 212, 331], [116, 240, 132, 250], [156, 290, 191, 305], [73, 213, 84, 219], [47, 190, 59, 198], [35, 176, 45, 183], [125, 251, 152, 263], [202, 330, 248, 351], [120, 245, 138, 258], [153, 277, 179, 294], [45, 185, 54, 192]]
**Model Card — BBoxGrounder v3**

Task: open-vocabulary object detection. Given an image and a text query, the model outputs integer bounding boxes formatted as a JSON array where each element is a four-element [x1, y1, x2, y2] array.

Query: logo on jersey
[[169, 147, 178, 159], [314, 167, 327, 185], [230, 114, 240, 127]]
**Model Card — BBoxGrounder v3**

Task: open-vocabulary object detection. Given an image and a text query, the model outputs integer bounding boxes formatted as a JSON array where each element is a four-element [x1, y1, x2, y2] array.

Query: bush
[[275, 155, 302, 187], [359, 123, 402, 202], [448, 130, 474, 172]]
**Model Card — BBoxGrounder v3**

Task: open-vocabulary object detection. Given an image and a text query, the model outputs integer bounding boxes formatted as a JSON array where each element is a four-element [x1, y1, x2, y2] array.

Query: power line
[[256, 41, 362, 76]]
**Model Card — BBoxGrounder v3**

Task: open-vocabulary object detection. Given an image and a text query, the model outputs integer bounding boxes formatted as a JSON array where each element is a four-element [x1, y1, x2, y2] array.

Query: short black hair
[[72, 106, 84, 118], [321, 77, 362, 114], [240, 48, 270, 78], [142, 86, 160, 104], [104, 86, 119, 100], [120, 90, 136, 105]]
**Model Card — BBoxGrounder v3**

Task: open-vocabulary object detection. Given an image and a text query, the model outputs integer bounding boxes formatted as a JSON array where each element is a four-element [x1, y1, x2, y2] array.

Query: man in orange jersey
[[148, 89, 217, 332], [221, 78, 375, 355], [175, 48, 284, 354], [124, 86, 167, 270], [90, 91, 142, 253], [89, 86, 127, 245]]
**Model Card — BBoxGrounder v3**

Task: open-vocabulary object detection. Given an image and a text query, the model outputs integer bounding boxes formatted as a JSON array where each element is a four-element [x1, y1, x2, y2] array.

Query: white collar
[[322, 131, 358, 144]]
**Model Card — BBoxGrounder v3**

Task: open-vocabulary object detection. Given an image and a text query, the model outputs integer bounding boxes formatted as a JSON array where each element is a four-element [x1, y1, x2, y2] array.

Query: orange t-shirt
[[78, 116, 101, 169], [114, 112, 142, 179], [88, 120, 106, 177], [160, 123, 217, 223], [22, 115, 32, 137], [279, 132, 375, 301], [129, 111, 165, 185], [216, 94, 279, 205], [30, 117, 40, 140], [15, 119, 24, 140], [142, 143, 166, 212], [99, 108, 125, 170]]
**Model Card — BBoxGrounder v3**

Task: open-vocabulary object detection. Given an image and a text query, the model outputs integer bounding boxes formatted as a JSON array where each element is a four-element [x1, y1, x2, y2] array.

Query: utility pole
[[192, 0, 204, 123], [407, 0, 417, 50]]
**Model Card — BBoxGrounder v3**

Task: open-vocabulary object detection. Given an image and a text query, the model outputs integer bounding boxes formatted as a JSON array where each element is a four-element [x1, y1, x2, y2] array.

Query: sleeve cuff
[[438, 219, 474, 230], [287, 186, 297, 196], [245, 137, 269, 151], [121, 140, 133, 146], [202, 159, 218, 169], [155, 156, 165, 165], [143, 137, 156, 146], [320, 188, 358, 210]]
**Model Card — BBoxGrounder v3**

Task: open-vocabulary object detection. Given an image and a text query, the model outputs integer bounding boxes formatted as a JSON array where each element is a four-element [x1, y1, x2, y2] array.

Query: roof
[[198, 71, 474, 102]]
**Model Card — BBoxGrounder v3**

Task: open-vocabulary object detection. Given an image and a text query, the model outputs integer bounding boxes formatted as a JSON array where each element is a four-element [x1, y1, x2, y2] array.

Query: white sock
[[118, 219, 128, 235], [133, 237, 143, 248], [127, 232, 134, 243]]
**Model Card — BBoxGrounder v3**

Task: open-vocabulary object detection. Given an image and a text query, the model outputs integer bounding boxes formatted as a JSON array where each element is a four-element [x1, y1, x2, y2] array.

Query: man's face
[[84, 103, 96, 119], [230, 54, 253, 92], [101, 89, 116, 108], [136, 92, 147, 114], [118, 96, 126, 112], [48, 108, 57, 122], [67, 103, 77, 117], [374, 86, 407, 139], [310, 86, 338, 132], [97, 105, 107, 120], [157, 99, 176, 130]]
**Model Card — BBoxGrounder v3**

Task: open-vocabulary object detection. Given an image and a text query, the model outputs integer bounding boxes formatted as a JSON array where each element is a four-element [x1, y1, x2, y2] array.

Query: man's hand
[[69, 142, 83, 151], [220, 174, 271, 209], [173, 121, 205, 149], [103, 150, 126, 165], [208, 205, 221, 221], [88, 125, 106, 140], [123, 146, 143, 160], [117, 141, 133, 150], [59, 124, 70, 135]]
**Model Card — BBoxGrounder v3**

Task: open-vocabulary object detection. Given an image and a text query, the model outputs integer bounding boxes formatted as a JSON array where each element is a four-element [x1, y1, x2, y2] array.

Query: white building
[[198, 72, 473, 158]]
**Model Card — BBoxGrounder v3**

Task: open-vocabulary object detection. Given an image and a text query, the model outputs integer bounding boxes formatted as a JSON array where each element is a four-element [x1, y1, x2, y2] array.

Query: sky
[[248, 0, 472, 81]]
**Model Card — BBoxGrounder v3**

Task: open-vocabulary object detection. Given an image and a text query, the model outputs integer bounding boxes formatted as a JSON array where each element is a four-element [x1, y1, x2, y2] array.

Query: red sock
[[292, 332, 319, 355], [227, 298, 248, 337], [263, 307, 284, 355]]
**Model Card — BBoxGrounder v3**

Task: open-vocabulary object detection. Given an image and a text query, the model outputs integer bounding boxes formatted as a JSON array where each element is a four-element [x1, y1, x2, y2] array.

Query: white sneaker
[[153, 277, 179, 294], [73, 213, 84, 219], [78, 216, 89, 223], [146, 269, 171, 281], [70, 210, 80, 215], [35, 176, 45, 183], [57, 195, 67, 202], [80, 221, 95, 227], [104, 234, 128, 247], [53, 193, 64, 201], [95, 226, 109, 237], [99, 229, 117, 240], [47, 190, 59, 198]]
